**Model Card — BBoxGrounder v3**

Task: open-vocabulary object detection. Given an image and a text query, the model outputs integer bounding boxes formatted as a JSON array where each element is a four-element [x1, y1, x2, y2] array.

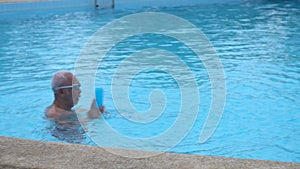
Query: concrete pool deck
[[1, 136, 299, 169]]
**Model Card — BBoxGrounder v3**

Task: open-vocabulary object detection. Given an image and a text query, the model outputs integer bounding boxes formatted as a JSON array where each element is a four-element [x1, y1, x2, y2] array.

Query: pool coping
[[1, 136, 299, 169]]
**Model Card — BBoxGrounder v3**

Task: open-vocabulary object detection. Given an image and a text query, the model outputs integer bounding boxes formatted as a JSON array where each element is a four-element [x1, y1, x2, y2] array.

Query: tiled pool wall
[[0, 0, 244, 13], [0, 0, 245, 21], [0, 0, 92, 20], [114, 0, 244, 9], [0, 0, 94, 14]]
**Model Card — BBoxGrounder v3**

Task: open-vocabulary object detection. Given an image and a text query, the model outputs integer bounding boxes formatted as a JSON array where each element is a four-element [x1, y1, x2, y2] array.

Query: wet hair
[[51, 70, 73, 91]]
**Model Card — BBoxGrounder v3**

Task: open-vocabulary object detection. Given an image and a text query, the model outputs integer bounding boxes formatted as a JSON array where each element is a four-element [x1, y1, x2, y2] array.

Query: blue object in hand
[[95, 87, 103, 107]]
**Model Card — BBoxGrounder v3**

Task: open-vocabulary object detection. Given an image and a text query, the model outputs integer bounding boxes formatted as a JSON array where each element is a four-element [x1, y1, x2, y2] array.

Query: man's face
[[62, 74, 81, 107], [71, 76, 81, 106]]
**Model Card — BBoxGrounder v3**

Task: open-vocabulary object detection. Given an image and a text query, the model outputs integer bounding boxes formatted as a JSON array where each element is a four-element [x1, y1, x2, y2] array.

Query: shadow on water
[[47, 121, 86, 144], [44, 114, 96, 145]]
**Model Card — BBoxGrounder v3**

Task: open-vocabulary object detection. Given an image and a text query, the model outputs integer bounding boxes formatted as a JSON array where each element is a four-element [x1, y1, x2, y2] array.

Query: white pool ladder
[[95, 0, 115, 8]]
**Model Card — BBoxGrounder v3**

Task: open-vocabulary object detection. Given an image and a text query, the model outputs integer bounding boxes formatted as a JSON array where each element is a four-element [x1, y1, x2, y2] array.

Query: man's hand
[[87, 99, 105, 119]]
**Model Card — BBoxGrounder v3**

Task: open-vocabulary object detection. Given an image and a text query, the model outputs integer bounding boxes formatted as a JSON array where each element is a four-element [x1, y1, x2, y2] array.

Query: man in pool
[[45, 70, 104, 123]]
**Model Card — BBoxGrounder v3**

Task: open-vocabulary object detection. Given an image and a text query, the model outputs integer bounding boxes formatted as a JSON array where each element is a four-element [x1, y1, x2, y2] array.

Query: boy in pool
[[45, 70, 104, 123]]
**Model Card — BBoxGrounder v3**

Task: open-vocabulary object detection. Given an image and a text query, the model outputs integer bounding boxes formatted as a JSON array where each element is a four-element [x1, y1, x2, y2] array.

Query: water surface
[[0, 1, 299, 162]]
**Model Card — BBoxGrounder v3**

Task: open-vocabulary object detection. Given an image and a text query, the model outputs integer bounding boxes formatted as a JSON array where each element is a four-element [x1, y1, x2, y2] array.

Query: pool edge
[[1, 136, 299, 169]]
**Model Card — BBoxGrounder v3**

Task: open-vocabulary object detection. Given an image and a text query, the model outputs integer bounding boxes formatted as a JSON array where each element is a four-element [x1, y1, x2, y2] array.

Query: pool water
[[1, 1, 300, 162]]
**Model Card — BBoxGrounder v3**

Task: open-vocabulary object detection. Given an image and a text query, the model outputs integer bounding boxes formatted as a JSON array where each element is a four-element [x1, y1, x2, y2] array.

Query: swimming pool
[[0, 0, 299, 163]]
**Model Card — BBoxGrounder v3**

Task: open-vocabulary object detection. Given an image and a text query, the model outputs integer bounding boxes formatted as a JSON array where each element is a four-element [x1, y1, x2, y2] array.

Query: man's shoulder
[[45, 104, 59, 118]]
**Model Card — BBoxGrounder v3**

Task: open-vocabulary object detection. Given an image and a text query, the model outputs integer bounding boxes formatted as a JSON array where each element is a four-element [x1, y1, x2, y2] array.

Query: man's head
[[51, 70, 81, 110]]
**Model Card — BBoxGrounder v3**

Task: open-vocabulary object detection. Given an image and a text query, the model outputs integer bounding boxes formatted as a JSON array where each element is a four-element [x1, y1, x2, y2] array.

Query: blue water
[[0, 1, 300, 162]]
